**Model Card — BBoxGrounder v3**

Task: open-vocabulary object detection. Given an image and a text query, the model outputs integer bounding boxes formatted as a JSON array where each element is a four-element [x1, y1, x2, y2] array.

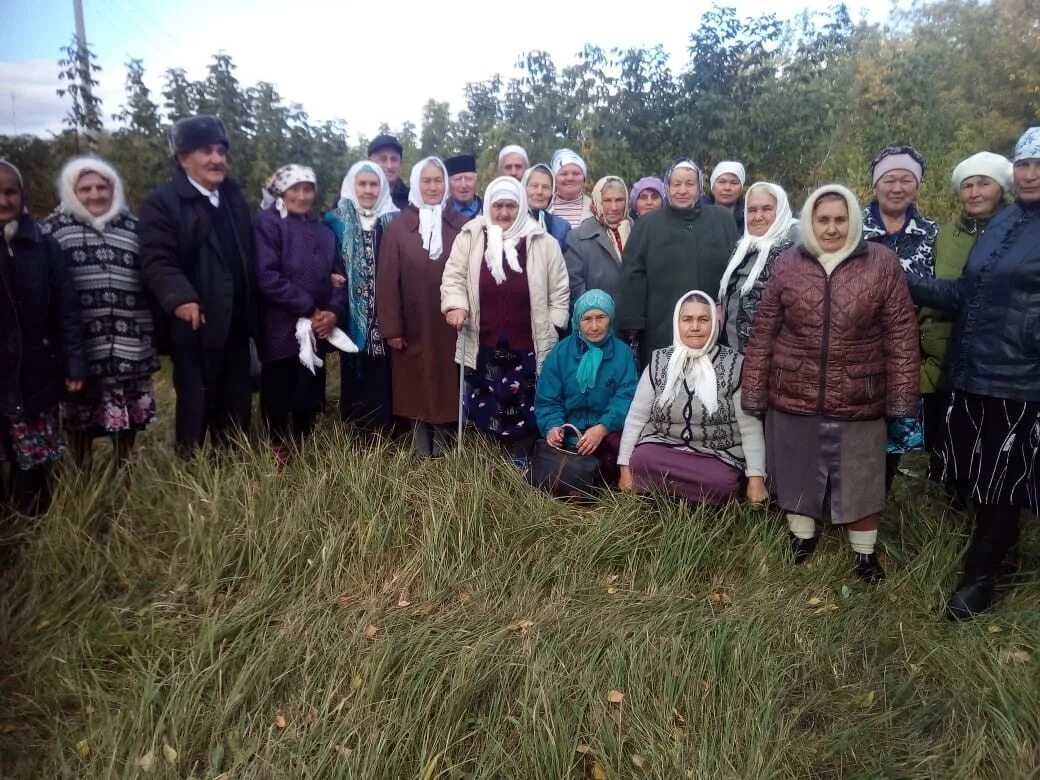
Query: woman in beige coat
[[441, 176, 570, 466]]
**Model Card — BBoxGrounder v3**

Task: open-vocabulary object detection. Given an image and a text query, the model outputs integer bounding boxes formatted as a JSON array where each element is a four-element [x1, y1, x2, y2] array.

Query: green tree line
[[3, 0, 1037, 222]]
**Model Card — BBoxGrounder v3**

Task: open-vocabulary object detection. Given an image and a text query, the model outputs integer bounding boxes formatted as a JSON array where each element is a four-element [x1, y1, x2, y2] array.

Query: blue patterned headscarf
[[571, 289, 615, 393]]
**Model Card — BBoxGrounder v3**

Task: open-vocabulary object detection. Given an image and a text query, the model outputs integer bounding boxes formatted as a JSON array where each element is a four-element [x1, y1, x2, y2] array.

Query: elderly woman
[[441, 176, 570, 465], [717, 182, 799, 353], [706, 161, 746, 232], [0, 160, 85, 514], [742, 185, 919, 582], [498, 145, 529, 180], [919, 152, 1013, 451], [616, 159, 739, 367], [254, 165, 347, 466], [618, 290, 766, 504], [906, 128, 1040, 620], [629, 176, 665, 219], [325, 161, 399, 429], [564, 176, 632, 303], [522, 164, 571, 246], [41, 156, 158, 464], [377, 157, 468, 458], [549, 149, 593, 229], [534, 289, 638, 484], [861, 145, 939, 486]]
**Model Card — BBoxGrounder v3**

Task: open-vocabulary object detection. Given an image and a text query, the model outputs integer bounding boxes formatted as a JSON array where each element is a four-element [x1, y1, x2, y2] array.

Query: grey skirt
[[766, 409, 886, 525]]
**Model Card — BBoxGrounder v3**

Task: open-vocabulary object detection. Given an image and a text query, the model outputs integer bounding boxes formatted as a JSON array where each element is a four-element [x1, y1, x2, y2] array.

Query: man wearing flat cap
[[368, 133, 410, 209], [138, 114, 256, 455], [445, 154, 482, 219]]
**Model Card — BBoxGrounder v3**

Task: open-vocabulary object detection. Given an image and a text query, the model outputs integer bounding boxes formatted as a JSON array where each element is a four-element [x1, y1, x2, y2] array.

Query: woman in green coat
[[615, 159, 739, 368], [919, 152, 1013, 449]]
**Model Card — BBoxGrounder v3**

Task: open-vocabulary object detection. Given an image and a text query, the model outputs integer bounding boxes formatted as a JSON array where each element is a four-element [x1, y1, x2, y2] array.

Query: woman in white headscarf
[[376, 157, 469, 457], [324, 161, 399, 429], [617, 290, 766, 504], [716, 182, 799, 353], [440, 176, 570, 466], [548, 148, 593, 229]]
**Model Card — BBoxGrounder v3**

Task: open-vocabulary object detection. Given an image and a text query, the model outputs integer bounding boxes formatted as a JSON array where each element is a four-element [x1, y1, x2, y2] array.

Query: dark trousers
[[261, 357, 324, 445], [2, 464, 51, 517], [170, 339, 252, 455], [339, 352, 393, 430]]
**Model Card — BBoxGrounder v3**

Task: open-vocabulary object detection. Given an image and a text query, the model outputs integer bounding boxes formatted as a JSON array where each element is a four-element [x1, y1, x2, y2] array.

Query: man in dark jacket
[[138, 115, 256, 455], [368, 134, 409, 209]]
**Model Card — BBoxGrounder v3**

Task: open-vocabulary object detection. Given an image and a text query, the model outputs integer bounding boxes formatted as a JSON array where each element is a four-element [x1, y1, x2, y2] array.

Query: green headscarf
[[572, 289, 616, 393]]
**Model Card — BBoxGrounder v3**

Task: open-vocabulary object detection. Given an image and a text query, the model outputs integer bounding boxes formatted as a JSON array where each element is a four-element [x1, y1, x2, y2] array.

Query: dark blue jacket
[[535, 332, 638, 446], [0, 215, 86, 416], [907, 199, 1040, 403]]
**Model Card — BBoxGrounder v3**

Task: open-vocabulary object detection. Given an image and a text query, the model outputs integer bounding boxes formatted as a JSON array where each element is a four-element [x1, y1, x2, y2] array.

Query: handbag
[[528, 424, 601, 498]]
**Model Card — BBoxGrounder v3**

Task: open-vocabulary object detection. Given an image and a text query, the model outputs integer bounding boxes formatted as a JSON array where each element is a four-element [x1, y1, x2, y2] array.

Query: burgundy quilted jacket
[[741, 240, 919, 420]]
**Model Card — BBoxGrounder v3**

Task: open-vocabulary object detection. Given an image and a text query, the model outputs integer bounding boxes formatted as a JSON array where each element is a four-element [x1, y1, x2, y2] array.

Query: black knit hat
[[444, 154, 477, 176], [367, 133, 403, 157], [168, 115, 230, 156]]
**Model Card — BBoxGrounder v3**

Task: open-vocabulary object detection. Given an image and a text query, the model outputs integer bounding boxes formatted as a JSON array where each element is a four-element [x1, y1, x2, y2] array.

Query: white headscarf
[[550, 148, 588, 178], [482, 176, 536, 285], [339, 161, 398, 230], [710, 161, 746, 188], [658, 290, 720, 415], [408, 156, 450, 260], [717, 182, 795, 300], [666, 159, 703, 203], [58, 156, 127, 232], [498, 144, 529, 165], [261, 164, 316, 218]]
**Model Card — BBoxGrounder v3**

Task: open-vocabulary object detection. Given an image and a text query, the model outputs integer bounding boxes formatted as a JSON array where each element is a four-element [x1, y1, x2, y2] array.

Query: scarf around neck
[[482, 176, 536, 284], [658, 290, 720, 415], [717, 181, 795, 300], [571, 289, 616, 393], [408, 156, 450, 260]]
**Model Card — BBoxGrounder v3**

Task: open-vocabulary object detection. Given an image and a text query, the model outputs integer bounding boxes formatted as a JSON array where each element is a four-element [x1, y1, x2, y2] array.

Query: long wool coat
[[376, 205, 468, 424]]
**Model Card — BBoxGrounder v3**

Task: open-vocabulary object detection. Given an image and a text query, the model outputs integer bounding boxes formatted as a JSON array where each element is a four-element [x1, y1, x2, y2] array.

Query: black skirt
[[930, 390, 1040, 512]]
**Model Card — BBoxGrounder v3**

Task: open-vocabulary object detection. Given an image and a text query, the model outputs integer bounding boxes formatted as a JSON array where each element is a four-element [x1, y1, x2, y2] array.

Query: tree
[[56, 36, 104, 150]]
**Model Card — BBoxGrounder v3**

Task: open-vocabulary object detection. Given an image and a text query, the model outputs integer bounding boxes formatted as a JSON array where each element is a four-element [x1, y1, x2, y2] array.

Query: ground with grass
[[1, 363, 1038, 779]]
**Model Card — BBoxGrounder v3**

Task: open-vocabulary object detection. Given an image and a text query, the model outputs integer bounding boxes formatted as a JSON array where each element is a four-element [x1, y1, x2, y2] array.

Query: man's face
[[370, 150, 402, 185], [449, 172, 477, 204], [178, 145, 228, 190]]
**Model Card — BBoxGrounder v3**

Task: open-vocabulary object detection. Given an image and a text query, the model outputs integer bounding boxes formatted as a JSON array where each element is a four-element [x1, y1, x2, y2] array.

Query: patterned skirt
[[0, 408, 67, 470], [63, 376, 157, 436], [465, 346, 538, 439], [930, 391, 1040, 512]]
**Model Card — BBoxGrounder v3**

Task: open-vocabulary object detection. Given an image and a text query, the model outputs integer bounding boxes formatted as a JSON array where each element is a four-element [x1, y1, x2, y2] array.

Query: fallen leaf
[[36, 619, 51, 631], [137, 749, 156, 772], [859, 690, 876, 708], [508, 619, 535, 634], [606, 587, 619, 595], [590, 761, 608, 780], [576, 744, 594, 755], [458, 591, 472, 604], [396, 598, 412, 608], [363, 624, 379, 640], [699, 679, 710, 694], [987, 625, 1003, 634], [336, 745, 353, 758], [351, 674, 363, 690], [412, 602, 439, 617], [76, 739, 91, 759], [274, 713, 287, 729], [1009, 650, 1031, 664], [209, 744, 225, 771], [806, 597, 824, 607], [840, 585, 852, 600], [162, 741, 178, 764], [707, 589, 733, 607], [307, 707, 319, 724], [631, 753, 647, 768], [607, 689, 625, 705]]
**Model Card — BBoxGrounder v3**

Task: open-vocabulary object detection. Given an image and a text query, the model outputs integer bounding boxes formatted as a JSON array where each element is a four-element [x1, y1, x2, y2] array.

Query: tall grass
[[1, 371, 1038, 778]]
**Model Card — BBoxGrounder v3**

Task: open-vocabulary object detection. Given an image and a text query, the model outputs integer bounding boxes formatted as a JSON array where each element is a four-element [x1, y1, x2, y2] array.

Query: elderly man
[[368, 133, 409, 208], [497, 144, 529, 180], [138, 115, 256, 455], [445, 154, 481, 218]]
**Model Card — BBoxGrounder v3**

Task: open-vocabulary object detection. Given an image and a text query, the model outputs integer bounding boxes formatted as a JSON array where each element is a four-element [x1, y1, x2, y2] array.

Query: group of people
[[1, 113, 1038, 622]]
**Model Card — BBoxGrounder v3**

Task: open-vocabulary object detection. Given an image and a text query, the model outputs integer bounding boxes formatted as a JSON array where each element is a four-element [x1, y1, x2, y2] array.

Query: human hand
[[546, 427, 565, 448], [330, 273, 346, 288], [387, 337, 407, 351], [311, 310, 338, 339], [174, 302, 205, 330], [618, 465, 634, 493], [746, 476, 768, 504], [446, 309, 468, 330], [576, 424, 608, 456]]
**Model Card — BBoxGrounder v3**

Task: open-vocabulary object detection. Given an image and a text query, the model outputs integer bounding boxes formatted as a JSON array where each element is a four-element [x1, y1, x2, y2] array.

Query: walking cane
[[456, 327, 466, 454]]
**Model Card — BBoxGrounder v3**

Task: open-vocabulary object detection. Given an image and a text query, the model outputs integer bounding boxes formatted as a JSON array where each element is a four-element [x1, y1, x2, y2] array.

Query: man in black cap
[[138, 114, 256, 455], [445, 154, 482, 219], [367, 133, 409, 209]]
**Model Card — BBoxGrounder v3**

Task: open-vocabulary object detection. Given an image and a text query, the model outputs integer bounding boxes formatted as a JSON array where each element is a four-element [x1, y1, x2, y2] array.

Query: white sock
[[787, 513, 816, 540], [847, 529, 877, 555]]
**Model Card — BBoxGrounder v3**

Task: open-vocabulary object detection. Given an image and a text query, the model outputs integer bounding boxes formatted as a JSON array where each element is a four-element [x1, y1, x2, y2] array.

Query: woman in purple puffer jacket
[[253, 165, 347, 465]]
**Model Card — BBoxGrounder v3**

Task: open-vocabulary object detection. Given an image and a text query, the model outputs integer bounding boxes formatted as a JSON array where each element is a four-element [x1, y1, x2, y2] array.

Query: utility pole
[[73, 0, 96, 149]]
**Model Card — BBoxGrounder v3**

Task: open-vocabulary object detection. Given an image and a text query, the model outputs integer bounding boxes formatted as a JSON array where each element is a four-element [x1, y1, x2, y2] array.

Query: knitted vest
[[642, 345, 746, 470]]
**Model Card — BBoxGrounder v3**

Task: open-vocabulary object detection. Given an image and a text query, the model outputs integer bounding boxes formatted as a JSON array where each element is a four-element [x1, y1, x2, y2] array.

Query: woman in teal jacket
[[534, 289, 639, 485]]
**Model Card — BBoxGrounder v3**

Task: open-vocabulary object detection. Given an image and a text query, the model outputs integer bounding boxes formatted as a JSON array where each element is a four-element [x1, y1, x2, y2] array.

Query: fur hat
[[168, 115, 230, 156]]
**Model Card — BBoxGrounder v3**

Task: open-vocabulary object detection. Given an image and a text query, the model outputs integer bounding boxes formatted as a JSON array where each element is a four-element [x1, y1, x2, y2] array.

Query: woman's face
[[526, 170, 553, 210], [282, 181, 316, 216], [678, 300, 713, 349], [958, 175, 1003, 218], [711, 173, 742, 207], [579, 308, 610, 343], [668, 168, 699, 208], [598, 183, 627, 227], [419, 162, 445, 206], [555, 164, 585, 200], [74, 172, 114, 217], [812, 196, 850, 253], [490, 199, 519, 229], [635, 188, 663, 216], [1015, 158, 1040, 204], [874, 169, 919, 216], [745, 190, 778, 237], [0, 170, 23, 225], [354, 171, 381, 209]]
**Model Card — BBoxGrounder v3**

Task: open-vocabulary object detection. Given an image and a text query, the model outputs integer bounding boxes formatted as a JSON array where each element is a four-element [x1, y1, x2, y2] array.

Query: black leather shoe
[[945, 577, 996, 621], [853, 553, 886, 582], [789, 534, 819, 564]]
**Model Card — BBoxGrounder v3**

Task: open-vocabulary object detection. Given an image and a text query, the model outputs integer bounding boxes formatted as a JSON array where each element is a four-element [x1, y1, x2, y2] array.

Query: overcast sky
[[2, 0, 884, 141]]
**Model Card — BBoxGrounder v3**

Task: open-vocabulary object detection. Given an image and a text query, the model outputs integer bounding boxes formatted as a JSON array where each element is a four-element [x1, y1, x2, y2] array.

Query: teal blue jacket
[[535, 333, 639, 445]]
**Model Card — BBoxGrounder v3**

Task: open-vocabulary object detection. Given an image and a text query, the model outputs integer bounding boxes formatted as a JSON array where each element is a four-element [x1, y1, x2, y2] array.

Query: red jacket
[[741, 241, 919, 420]]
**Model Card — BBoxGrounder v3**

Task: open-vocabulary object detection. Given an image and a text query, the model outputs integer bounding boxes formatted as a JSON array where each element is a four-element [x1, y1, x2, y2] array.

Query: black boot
[[853, 553, 886, 582], [944, 505, 1018, 621], [789, 533, 819, 564]]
